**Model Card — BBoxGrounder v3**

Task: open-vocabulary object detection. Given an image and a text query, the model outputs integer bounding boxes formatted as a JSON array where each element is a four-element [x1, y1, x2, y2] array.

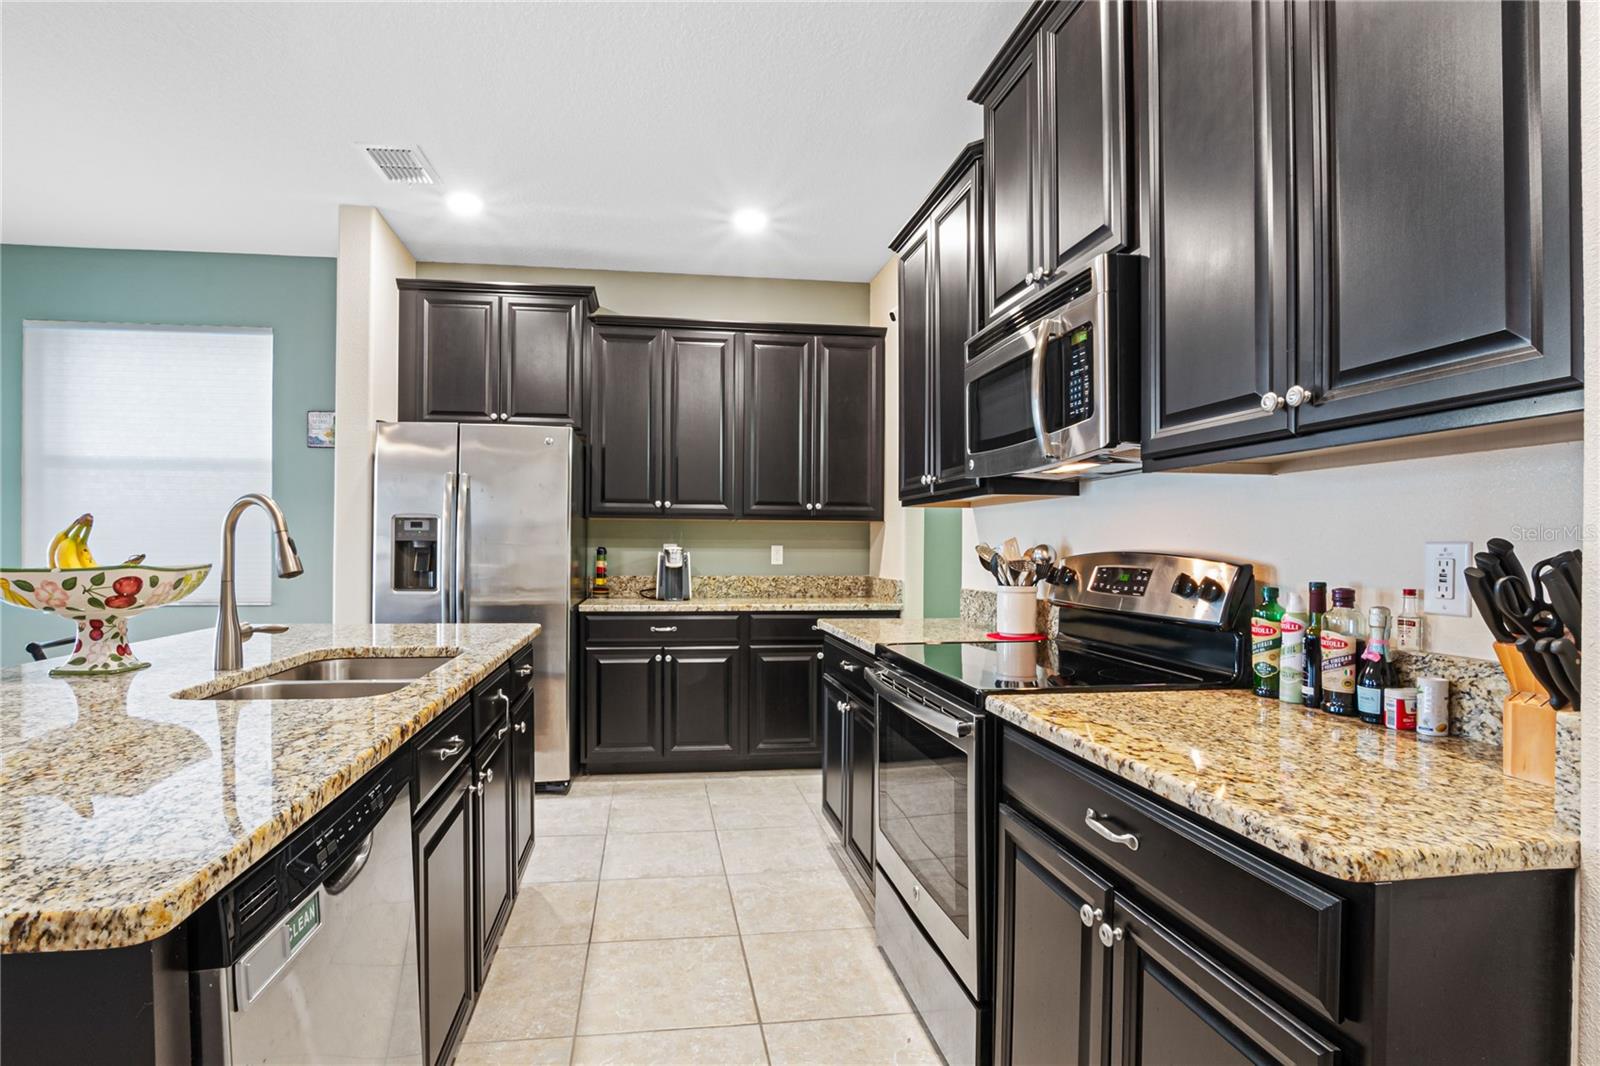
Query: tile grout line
[[713, 807, 774, 1066], [566, 796, 613, 1045]]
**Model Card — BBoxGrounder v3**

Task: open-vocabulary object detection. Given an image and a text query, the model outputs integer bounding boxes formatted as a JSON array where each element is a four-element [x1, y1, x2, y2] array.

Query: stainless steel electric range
[[868, 551, 1256, 1066]]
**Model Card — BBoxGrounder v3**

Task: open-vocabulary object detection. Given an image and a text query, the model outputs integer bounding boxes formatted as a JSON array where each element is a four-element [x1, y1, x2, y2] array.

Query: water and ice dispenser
[[391, 516, 438, 591]]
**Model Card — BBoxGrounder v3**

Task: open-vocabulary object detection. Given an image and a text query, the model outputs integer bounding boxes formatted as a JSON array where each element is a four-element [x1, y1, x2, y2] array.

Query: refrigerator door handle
[[440, 473, 457, 624], [455, 473, 472, 622]]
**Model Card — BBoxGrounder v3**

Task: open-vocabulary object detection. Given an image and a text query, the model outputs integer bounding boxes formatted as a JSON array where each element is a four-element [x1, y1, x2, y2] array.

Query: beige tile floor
[[458, 770, 943, 1066]]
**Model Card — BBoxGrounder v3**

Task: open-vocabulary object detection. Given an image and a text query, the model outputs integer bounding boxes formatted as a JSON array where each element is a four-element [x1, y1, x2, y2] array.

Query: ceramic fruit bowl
[[0, 564, 211, 676]]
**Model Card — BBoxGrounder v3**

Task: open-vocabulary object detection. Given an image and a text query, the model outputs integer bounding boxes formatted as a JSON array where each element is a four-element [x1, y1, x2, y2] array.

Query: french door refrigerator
[[372, 421, 585, 788]]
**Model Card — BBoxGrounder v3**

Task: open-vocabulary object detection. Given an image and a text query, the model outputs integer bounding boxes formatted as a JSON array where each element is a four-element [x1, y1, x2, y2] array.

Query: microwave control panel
[[1064, 323, 1094, 424]]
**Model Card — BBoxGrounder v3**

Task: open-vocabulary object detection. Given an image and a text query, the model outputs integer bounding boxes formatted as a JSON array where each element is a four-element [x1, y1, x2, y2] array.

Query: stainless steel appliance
[[870, 551, 1254, 1066], [373, 422, 585, 788], [191, 757, 420, 1064], [653, 543, 692, 601], [963, 254, 1141, 480]]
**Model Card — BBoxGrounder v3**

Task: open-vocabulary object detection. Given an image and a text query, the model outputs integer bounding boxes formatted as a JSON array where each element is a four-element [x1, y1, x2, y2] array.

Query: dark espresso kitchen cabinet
[[821, 675, 849, 827], [398, 281, 596, 427], [583, 646, 662, 760], [473, 730, 515, 984], [742, 330, 884, 519], [846, 695, 876, 876], [664, 645, 743, 757], [818, 635, 878, 882], [747, 645, 823, 757], [1141, 0, 1295, 459], [588, 324, 738, 516], [510, 694, 536, 878], [416, 766, 475, 1066], [1137, 0, 1580, 468], [971, 1, 1131, 322]]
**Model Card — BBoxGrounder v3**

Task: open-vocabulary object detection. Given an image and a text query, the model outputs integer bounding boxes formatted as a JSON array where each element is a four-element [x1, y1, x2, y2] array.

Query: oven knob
[[1170, 573, 1198, 599], [1197, 577, 1225, 603]]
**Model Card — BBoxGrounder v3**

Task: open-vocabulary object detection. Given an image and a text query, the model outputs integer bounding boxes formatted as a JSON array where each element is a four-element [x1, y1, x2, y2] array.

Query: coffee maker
[[654, 543, 693, 601]]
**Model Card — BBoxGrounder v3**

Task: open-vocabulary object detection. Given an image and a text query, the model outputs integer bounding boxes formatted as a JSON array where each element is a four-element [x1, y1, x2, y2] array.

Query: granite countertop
[[990, 689, 1580, 883], [0, 622, 539, 953], [582, 594, 902, 614], [815, 615, 995, 653]]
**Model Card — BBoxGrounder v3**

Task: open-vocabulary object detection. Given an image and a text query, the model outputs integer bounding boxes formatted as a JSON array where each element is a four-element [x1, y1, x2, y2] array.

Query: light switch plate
[[770, 545, 783, 565], [1423, 541, 1471, 617]]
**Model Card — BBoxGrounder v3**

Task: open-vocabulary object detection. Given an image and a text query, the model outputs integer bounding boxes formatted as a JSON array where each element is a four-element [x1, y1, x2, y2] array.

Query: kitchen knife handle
[[1515, 636, 1566, 708]]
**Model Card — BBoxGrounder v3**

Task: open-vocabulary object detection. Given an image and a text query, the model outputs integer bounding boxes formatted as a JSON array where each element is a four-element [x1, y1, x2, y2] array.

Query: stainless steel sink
[[193, 654, 458, 701], [263, 655, 457, 682]]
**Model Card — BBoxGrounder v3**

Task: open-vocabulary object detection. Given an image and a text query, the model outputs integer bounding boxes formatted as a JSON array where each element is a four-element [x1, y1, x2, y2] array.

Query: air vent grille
[[359, 144, 439, 185]]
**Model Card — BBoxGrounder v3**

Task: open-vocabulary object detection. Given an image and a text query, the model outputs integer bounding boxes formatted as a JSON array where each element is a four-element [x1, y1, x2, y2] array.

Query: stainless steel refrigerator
[[372, 421, 585, 788]]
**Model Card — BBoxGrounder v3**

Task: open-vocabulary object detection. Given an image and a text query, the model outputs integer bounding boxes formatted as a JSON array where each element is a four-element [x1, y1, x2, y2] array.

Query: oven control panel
[[1064, 324, 1094, 425], [1089, 565, 1151, 597], [1051, 551, 1253, 628]]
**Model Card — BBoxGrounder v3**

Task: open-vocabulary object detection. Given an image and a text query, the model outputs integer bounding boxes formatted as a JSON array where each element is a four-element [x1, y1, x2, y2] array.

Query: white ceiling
[[2, 1, 1026, 282]]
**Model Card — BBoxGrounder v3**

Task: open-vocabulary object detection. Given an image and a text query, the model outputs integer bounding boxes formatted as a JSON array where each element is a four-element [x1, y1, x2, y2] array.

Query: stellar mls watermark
[[1508, 523, 1592, 543]]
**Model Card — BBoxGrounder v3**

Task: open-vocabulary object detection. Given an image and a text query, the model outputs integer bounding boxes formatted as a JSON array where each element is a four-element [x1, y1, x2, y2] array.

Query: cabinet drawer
[[414, 698, 472, 814], [473, 663, 515, 740], [1001, 728, 1345, 1022], [822, 637, 874, 700], [749, 614, 823, 644], [509, 644, 536, 702], [585, 614, 741, 644]]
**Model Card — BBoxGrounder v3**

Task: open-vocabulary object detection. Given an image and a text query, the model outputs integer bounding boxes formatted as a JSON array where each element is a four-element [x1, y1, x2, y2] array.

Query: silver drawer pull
[[650, 626, 678, 633], [840, 662, 860, 673], [514, 721, 528, 734], [515, 664, 533, 678], [433, 735, 466, 761], [496, 723, 510, 739], [1084, 808, 1139, 851]]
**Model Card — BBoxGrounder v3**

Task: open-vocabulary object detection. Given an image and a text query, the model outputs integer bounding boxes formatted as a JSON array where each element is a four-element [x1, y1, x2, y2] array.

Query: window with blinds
[[21, 321, 275, 605]]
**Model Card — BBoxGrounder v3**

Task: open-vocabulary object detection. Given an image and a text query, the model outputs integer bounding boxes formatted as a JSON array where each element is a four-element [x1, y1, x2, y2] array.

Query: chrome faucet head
[[274, 530, 304, 578]]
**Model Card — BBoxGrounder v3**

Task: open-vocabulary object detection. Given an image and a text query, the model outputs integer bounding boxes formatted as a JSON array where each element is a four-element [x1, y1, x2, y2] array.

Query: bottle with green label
[[1278, 591, 1308, 705], [1250, 586, 1285, 698]]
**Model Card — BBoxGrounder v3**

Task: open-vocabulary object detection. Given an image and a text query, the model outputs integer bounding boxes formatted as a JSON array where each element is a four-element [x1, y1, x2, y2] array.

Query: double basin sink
[[201, 654, 458, 701]]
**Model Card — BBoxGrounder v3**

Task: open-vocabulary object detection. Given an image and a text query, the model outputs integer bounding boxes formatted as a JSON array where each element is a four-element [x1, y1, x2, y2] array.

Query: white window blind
[[21, 321, 274, 605]]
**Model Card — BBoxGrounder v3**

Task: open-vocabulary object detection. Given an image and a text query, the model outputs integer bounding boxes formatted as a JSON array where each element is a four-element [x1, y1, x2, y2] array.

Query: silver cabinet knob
[[1079, 904, 1103, 928], [836, 699, 849, 713], [1098, 923, 1124, 948], [663, 500, 673, 508], [480, 767, 495, 786], [654, 653, 662, 662], [805, 502, 814, 511], [665, 653, 673, 662], [1285, 384, 1313, 407], [514, 721, 528, 734], [816, 651, 824, 660], [654, 500, 663, 508], [1259, 391, 1285, 412]]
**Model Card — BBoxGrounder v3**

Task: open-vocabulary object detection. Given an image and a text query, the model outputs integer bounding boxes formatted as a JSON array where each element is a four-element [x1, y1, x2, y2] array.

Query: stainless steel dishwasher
[[191, 753, 422, 1064]]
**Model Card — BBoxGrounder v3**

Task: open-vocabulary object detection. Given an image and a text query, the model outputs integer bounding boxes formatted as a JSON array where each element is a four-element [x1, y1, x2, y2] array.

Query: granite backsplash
[[601, 574, 902, 601]]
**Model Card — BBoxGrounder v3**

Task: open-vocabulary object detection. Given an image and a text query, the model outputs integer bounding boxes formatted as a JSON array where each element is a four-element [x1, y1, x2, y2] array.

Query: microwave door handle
[[865, 668, 973, 740], [455, 473, 471, 622], [1030, 318, 1062, 460], [440, 473, 456, 624]]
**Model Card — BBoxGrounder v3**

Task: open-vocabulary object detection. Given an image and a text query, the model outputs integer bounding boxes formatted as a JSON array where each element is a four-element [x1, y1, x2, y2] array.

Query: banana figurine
[[47, 514, 98, 569], [0, 578, 31, 607]]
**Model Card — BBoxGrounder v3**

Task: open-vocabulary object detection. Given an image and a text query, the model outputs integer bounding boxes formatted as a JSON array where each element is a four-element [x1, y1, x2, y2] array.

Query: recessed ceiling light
[[731, 208, 768, 234], [446, 191, 484, 217]]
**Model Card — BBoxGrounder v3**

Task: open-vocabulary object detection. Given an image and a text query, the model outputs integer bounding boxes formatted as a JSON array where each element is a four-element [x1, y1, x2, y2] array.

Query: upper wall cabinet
[[971, 0, 1131, 323], [1140, 0, 1580, 467], [398, 281, 597, 428]]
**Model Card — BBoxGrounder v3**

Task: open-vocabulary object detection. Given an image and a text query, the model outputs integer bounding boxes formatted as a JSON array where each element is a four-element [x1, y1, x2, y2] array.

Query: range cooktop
[[881, 638, 1213, 695]]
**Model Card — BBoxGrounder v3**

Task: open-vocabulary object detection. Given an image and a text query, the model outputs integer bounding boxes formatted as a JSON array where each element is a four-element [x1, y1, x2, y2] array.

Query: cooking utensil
[[1009, 559, 1035, 586], [1515, 635, 1567, 708], [1536, 553, 1583, 642], [1474, 551, 1512, 594], [1492, 576, 1562, 640], [1001, 538, 1022, 563], [976, 543, 998, 574], [1534, 637, 1579, 709], [1486, 537, 1532, 591], [987, 551, 1012, 586], [1464, 567, 1515, 642], [1027, 544, 1055, 570], [1549, 637, 1581, 712]]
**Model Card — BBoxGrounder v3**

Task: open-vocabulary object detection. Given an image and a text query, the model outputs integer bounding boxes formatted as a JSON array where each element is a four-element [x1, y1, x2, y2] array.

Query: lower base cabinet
[[748, 644, 823, 755], [845, 698, 876, 875], [511, 694, 536, 879], [474, 730, 515, 984], [819, 636, 877, 882], [416, 765, 475, 1066], [821, 678, 848, 826]]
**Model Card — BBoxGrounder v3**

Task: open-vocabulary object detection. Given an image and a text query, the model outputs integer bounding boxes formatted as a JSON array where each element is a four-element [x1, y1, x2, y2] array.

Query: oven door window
[[967, 338, 1070, 455], [878, 702, 971, 936]]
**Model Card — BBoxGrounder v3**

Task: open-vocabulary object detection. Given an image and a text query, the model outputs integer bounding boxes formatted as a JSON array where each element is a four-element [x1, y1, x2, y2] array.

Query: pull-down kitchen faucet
[[215, 493, 303, 671]]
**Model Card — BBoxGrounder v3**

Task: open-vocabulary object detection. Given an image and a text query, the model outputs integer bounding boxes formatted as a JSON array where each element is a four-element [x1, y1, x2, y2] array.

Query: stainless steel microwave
[[963, 254, 1141, 479]]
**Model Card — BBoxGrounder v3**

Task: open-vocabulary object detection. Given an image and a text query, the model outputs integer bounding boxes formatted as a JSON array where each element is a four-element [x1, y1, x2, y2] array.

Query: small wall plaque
[[306, 410, 335, 448]]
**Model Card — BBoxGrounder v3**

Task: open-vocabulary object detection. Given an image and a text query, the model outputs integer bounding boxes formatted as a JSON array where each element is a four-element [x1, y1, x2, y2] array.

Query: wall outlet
[[770, 544, 783, 565], [1422, 541, 1472, 617]]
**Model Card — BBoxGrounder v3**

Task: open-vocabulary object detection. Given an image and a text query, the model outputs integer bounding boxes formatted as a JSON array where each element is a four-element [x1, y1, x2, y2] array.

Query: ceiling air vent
[[358, 144, 439, 185]]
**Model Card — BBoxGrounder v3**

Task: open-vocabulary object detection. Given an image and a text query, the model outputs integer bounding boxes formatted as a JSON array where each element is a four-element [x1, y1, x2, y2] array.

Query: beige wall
[[331, 206, 415, 624], [868, 256, 923, 616], [416, 261, 869, 325]]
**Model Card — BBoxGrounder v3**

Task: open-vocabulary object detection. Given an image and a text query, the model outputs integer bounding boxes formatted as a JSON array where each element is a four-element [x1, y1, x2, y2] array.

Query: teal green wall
[[922, 509, 962, 617], [1, 245, 337, 665], [589, 519, 871, 576]]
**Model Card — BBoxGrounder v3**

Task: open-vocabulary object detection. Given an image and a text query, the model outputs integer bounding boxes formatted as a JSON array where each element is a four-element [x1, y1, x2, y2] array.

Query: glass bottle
[[1356, 606, 1394, 726], [1320, 588, 1367, 717], [1302, 582, 1327, 708], [1250, 586, 1285, 698], [1394, 588, 1424, 652], [1278, 591, 1308, 705]]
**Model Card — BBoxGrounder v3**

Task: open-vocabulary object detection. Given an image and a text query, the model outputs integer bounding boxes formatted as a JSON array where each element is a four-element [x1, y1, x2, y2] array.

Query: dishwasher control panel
[[287, 771, 405, 894]]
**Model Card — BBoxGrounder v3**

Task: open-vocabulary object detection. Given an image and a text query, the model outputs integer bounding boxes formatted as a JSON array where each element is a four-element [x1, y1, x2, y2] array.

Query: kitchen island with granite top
[[1, 621, 541, 1065]]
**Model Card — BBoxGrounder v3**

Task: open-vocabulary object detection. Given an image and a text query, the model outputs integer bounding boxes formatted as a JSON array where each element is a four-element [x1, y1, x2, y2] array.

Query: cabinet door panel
[[995, 806, 1111, 1066], [846, 703, 875, 874], [589, 326, 662, 515], [748, 645, 822, 756], [1043, 0, 1128, 275], [417, 772, 475, 1066], [475, 735, 515, 981], [511, 697, 536, 876], [898, 230, 933, 499], [821, 677, 848, 827], [1142, 0, 1294, 458], [665, 645, 741, 756], [1293, 0, 1577, 428], [741, 334, 813, 516], [502, 298, 578, 423], [814, 334, 883, 518], [984, 46, 1043, 319], [663, 329, 738, 516], [931, 174, 981, 489], [417, 292, 500, 422], [1109, 894, 1339, 1066], [583, 647, 661, 760]]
